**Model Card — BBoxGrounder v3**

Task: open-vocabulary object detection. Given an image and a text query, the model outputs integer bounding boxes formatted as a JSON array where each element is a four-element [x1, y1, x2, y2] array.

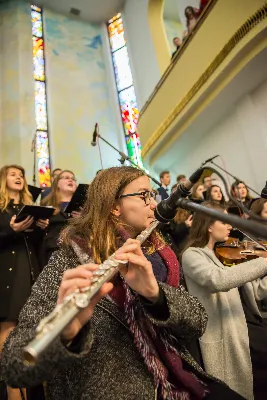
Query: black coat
[[160, 221, 190, 256], [0, 204, 43, 321], [41, 211, 70, 267], [157, 186, 169, 200]]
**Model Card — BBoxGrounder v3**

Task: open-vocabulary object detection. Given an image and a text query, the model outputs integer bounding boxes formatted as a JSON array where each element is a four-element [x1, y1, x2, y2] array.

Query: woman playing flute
[[2, 167, 244, 400]]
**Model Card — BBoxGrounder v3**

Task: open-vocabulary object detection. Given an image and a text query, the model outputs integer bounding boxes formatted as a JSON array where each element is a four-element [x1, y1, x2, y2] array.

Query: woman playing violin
[[2, 167, 244, 400], [182, 201, 267, 400]]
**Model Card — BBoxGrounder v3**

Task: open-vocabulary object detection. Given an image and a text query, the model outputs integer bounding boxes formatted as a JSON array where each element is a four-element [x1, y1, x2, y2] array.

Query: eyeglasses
[[118, 190, 156, 205], [59, 176, 77, 182]]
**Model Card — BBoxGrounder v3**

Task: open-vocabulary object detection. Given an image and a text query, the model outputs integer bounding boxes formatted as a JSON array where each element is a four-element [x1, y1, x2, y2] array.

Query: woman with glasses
[[2, 167, 244, 400], [40, 170, 77, 266]]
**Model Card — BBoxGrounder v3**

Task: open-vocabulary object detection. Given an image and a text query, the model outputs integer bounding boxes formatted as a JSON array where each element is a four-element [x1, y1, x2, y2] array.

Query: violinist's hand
[[185, 214, 193, 228], [59, 264, 113, 342], [10, 215, 34, 232], [36, 219, 49, 230], [115, 239, 159, 303]]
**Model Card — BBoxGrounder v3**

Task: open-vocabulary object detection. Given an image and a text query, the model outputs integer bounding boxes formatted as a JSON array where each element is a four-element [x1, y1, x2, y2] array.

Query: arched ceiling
[[28, 0, 125, 23]]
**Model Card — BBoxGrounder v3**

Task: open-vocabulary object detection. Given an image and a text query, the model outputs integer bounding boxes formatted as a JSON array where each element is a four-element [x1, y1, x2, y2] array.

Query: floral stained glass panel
[[31, 5, 50, 187], [108, 13, 121, 24], [34, 81, 47, 130], [108, 14, 143, 168], [32, 37, 45, 81], [31, 9, 43, 38], [119, 86, 139, 136], [112, 47, 133, 92], [108, 17, 125, 52]]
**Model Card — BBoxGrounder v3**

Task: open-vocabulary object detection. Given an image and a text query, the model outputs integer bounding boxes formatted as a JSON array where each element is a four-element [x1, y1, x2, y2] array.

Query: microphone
[[261, 182, 267, 199], [91, 123, 98, 146], [155, 167, 204, 222], [31, 132, 36, 152], [202, 155, 219, 165]]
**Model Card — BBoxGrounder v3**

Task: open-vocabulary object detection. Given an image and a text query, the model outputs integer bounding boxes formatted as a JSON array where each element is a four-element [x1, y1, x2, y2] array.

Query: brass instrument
[[24, 220, 159, 365]]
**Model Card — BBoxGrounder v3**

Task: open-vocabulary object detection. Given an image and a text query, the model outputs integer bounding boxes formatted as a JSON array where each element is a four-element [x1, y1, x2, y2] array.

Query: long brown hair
[[41, 169, 75, 213], [183, 201, 226, 251], [191, 182, 204, 200], [206, 185, 225, 205], [61, 166, 150, 264], [173, 208, 191, 224], [0, 165, 33, 212], [231, 180, 252, 201]]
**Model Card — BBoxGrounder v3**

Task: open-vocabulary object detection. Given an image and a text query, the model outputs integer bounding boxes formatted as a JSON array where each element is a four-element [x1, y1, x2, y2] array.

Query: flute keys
[[75, 292, 90, 308]]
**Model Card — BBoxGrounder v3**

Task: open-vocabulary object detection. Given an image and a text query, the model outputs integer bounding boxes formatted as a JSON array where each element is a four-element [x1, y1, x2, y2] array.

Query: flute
[[24, 220, 159, 365]]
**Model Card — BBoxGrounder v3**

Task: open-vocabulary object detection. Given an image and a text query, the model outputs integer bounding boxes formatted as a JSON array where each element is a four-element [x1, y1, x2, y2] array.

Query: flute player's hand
[[115, 238, 159, 303], [59, 264, 113, 342]]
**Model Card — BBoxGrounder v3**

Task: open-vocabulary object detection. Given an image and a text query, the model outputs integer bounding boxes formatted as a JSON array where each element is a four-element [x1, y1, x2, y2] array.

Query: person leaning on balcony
[[171, 37, 182, 58], [183, 6, 199, 38]]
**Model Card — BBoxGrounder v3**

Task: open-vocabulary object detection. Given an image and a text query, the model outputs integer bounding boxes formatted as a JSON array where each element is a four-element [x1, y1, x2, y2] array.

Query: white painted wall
[[0, 1, 36, 183], [43, 8, 126, 183], [122, 0, 161, 109], [169, 80, 267, 194]]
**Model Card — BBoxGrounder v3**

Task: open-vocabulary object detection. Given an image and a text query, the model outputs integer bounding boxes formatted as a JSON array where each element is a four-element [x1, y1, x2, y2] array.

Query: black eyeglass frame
[[118, 190, 156, 205]]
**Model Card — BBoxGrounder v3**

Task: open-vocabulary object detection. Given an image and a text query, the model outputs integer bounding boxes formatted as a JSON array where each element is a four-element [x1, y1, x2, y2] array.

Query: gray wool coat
[[182, 246, 267, 400], [2, 246, 214, 400]]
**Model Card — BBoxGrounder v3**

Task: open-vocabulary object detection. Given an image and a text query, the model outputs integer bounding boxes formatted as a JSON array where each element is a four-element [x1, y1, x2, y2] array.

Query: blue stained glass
[[34, 81, 47, 130], [31, 9, 43, 38], [112, 47, 133, 91]]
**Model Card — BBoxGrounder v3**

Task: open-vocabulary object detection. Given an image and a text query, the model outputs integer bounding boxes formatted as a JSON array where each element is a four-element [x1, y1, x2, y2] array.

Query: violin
[[215, 237, 267, 266]]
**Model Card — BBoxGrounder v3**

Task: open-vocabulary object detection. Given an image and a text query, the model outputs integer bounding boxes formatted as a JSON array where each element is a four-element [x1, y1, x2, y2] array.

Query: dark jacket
[[0, 204, 43, 321], [40, 187, 52, 200], [157, 186, 169, 200], [160, 221, 190, 256], [41, 211, 69, 267], [2, 247, 213, 400]]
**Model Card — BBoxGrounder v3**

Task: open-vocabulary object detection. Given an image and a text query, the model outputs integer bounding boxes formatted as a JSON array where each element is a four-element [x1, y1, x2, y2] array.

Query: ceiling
[[28, 0, 125, 23]]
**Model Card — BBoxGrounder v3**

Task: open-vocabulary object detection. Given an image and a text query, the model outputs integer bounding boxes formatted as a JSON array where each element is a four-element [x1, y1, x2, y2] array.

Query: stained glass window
[[31, 5, 51, 187], [107, 13, 143, 168]]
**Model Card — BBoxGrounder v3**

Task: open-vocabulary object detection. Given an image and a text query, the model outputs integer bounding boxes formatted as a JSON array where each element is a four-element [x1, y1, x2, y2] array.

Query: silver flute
[[24, 220, 159, 365]]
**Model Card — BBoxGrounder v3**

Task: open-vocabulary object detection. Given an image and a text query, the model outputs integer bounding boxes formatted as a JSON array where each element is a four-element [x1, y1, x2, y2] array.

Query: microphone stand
[[208, 160, 260, 197], [32, 133, 37, 187], [95, 132, 162, 187], [176, 198, 267, 240]]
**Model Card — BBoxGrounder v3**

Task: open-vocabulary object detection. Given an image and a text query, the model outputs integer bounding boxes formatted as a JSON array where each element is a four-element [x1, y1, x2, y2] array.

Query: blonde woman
[[41, 170, 77, 265], [0, 164, 48, 400]]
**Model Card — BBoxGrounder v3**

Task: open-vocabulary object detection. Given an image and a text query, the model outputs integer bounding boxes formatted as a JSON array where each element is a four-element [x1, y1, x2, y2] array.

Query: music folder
[[64, 184, 89, 214], [28, 185, 43, 202], [15, 205, 55, 223]]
